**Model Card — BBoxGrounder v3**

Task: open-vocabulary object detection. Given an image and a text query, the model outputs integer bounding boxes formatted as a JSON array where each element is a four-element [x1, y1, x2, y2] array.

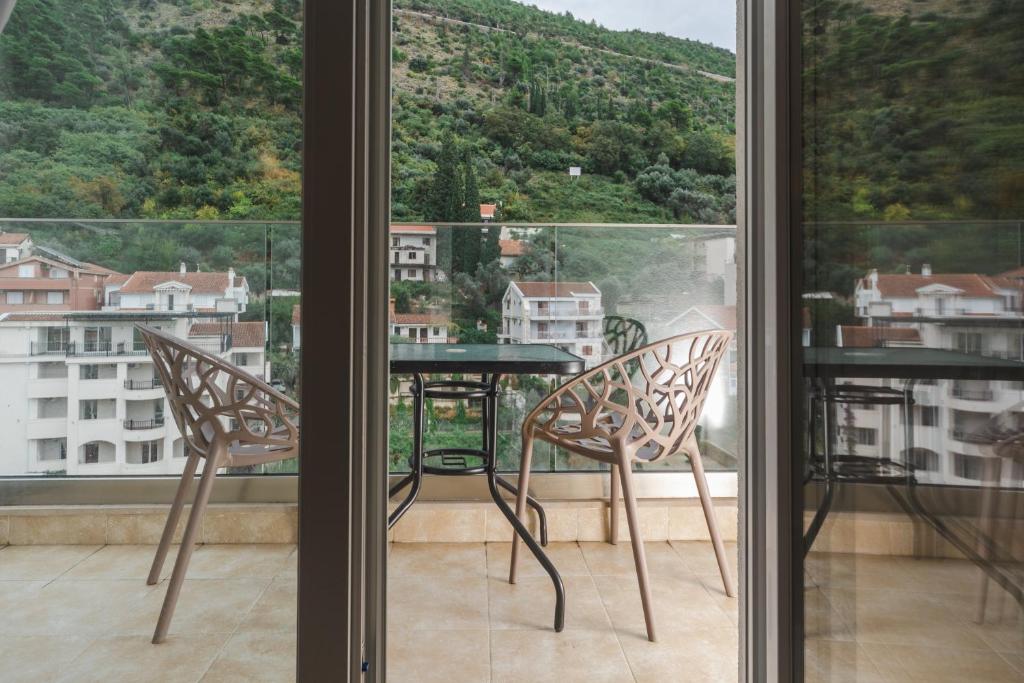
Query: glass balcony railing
[[0, 218, 738, 481]]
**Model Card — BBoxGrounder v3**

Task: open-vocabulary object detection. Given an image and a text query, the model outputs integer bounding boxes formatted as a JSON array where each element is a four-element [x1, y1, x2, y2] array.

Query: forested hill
[[0, 0, 738, 224]]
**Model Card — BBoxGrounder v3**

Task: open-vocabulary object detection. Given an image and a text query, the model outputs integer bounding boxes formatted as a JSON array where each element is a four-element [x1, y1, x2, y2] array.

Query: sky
[[514, 0, 736, 52]]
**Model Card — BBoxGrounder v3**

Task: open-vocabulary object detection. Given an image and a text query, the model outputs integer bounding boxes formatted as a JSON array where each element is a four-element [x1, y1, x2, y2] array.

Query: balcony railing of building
[[1, 217, 737, 504], [123, 418, 165, 431], [950, 427, 990, 444], [952, 384, 995, 401], [124, 378, 162, 390]]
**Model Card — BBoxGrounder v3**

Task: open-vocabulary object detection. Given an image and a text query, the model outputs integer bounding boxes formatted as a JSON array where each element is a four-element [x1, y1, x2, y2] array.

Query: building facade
[[389, 225, 438, 282], [498, 281, 603, 368], [841, 265, 1024, 486], [0, 255, 118, 314], [0, 231, 33, 263]]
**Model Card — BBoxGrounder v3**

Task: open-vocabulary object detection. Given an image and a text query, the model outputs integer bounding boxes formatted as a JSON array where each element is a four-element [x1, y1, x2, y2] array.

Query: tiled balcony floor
[[0, 541, 1019, 682]]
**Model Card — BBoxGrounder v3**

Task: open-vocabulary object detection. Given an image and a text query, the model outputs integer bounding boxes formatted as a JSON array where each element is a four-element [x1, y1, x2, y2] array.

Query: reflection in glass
[[800, 1, 1024, 680]]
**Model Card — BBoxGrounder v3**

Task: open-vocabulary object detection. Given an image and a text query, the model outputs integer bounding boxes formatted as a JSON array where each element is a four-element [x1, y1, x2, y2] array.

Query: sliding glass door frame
[[740, 0, 803, 680], [297, 0, 390, 680]]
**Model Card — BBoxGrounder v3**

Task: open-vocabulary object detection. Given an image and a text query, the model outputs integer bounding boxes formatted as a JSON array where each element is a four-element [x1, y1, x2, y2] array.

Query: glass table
[[388, 343, 586, 632], [804, 346, 1024, 606]]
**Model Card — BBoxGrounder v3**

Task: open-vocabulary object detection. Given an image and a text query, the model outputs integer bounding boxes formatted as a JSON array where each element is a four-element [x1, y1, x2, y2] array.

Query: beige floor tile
[[0, 545, 100, 580], [236, 577, 296, 634], [388, 575, 489, 630], [670, 540, 738, 577], [1000, 652, 1024, 675], [803, 587, 853, 641], [117, 578, 271, 636], [618, 626, 738, 682], [201, 632, 296, 683], [699, 575, 740, 626], [0, 579, 158, 636], [389, 542, 486, 579], [490, 629, 633, 683], [186, 544, 295, 579], [804, 639, 891, 683], [56, 633, 230, 683], [387, 629, 490, 683], [64, 544, 173, 580], [486, 541, 590, 579], [579, 541, 688, 577], [278, 547, 297, 578], [865, 644, 1022, 682], [488, 574, 610, 631], [0, 635, 94, 683], [594, 573, 733, 639]]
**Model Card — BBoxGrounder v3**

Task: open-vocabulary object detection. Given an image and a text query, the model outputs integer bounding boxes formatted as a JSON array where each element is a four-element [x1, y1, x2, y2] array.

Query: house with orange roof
[[0, 254, 120, 313], [0, 231, 32, 263], [110, 262, 249, 314]]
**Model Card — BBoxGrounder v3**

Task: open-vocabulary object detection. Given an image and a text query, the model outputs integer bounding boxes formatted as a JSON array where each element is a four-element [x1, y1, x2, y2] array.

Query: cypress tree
[[429, 131, 463, 222], [453, 150, 482, 273]]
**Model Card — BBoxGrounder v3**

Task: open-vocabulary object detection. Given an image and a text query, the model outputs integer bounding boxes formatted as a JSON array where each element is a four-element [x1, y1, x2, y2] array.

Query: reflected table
[[388, 343, 585, 632], [804, 346, 1024, 605]]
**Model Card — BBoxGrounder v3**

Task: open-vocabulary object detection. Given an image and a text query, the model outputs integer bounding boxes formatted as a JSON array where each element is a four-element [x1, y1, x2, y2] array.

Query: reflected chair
[[602, 315, 648, 358], [137, 324, 299, 644], [509, 330, 736, 641]]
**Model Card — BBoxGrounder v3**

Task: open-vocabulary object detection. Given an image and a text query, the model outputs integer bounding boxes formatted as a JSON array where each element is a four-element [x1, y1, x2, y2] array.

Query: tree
[[428, 131, 463, 222]]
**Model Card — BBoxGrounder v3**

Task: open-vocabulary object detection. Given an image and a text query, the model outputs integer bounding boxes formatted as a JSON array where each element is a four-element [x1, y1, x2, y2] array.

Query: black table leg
[[389, 374, 425, 529], [805, 378, 836, 557], [494, 475, 549, 546], [483, 374, 564, 632]]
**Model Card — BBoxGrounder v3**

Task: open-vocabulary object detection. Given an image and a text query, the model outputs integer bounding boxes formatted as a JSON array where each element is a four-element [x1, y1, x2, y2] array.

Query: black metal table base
[[387, 373, 565, 632]]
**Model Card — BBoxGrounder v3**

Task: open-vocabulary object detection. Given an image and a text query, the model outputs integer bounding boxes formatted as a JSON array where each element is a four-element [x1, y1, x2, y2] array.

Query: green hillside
[[0, 0, 738, 225]]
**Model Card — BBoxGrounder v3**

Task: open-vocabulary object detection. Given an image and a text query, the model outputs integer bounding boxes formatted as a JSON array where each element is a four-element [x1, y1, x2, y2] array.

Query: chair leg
[[147, 448, 200, 586], [609, 463, 620, 545], [688, 440, 736, 598], [508, 431, 534, 585], [152, 443, 222, 644], [618, 456, 657, 642]]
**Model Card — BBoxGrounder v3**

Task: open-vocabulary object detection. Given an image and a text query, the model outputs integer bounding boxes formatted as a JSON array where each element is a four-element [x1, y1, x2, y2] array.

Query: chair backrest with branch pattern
[[602, 316, 649, 358], [137, 324, 299, 461], [527, 330, 732, 462]]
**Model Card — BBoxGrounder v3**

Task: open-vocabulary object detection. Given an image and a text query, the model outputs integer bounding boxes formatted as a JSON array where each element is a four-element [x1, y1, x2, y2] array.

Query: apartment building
[[389, 225, 438, 282], [0, 254, 119, 313], [0, 231, 32, 263], [498, 281, 603, 368], [0, 270, 262, 476], [840, 265, 1024, 486]]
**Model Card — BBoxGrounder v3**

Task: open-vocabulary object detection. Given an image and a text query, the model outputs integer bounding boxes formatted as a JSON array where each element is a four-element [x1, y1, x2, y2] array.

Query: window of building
[[235, 353, 249, 366], [955, 332, 983, 355], [582, 345, 593, 356], [140, 441, 160, 464], [393, 326, 400, 335], [49, 267, 69, 279], [46, 291, 63, 305], [920, 405, 939, 426], [407, 269, 415, 278], [843, 426, 877, 446], [17, 264, 33, 278], [579, 300, 590, 312], [408, 252, 417, 260], [423, 237, 430, 246], [80, 365, 99, 380], [953, 452, 988, 480], [392, 237, 399, 247], [432, 327, 440, 336], [576, 322, 587, 336], [393, 269, 401, 280], [6, 291, 23, 304], [80, 400, 98, 420], [83, 442, 100, 464], [907, 449, 939, 472], [84, 326, 112, 352]]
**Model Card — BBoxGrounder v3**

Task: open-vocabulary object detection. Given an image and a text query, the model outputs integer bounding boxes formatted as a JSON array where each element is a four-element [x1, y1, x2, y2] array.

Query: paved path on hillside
[[395, 9, 736, 84]]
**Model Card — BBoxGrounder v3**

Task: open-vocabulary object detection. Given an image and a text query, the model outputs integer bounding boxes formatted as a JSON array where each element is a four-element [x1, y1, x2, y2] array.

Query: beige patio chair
[[509, 330, 736, 641], [137, 324, 299, 644]]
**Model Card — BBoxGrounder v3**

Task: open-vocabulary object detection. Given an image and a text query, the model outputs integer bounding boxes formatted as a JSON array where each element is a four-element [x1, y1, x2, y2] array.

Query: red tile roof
[[513, 281, 599, 297], [390, 225, 436, 234], [869, 273, 1006, 299], [480, 204, 497, 219], [189, 321, 265, 348], [121, 271, 239, 294], [292, 304, 301, 325], [499, 239, 527, 257], [390, 312, 448, 325], [104, 273, 131, 286], [839, 326, 922, 348], [0, 232, 30, 245]]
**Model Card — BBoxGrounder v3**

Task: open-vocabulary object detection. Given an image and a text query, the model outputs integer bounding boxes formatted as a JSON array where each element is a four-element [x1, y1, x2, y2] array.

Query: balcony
[[123, 418, 165, 431], [529, 307, 606, 321], [951, 384, 994, 401], [124, 378, 162, 390]]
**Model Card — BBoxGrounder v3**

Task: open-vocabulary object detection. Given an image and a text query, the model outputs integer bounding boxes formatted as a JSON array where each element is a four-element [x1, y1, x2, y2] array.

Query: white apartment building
[[0, 231, 33, 264], [0, 275, 263, 477], [390, 225, 438, 282], [105, 263, 249, 314], [498, 281, 603, 368], [839, 264, 1024, 486]]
